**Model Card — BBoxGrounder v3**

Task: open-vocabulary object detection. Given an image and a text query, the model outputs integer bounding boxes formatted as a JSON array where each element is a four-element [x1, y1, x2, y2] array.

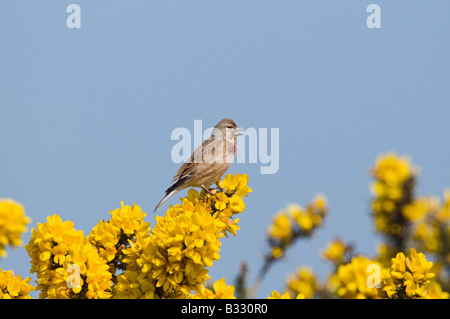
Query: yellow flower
[[321, 239, 348, 264], [271, 247, 284, 259], [296, 194, 327, 232], [213, 193, 229, 211], [413, 223, 440, 253], [190, 278, 236, 299], [0, 199, 30, 257], [115, 173, 250, 299], [379, 248, 436, 299], [407, 248, 434, 281], [0, 269, 34, 299], [402, 197, 429, 221], [410, 192, 450, 256], [211, 278, 235, 299], [286, 267, 317, 299], [266, 290, 304, 299], [437, 189, 450, 222], [268, 212, 292, 243], [228, 195, 246, 214], [267, 195, 327, 259], [217, 173, 252, 198], [329, 256, 380, 299], [424, 282, 450, 299], [371, 153, 414, 188], [290, 204, 314, 232], [25, 214, 112, 299], [130, 205, 223, 298], [370, 153, 418, 239], [65, 242, 113, 299], [218, 174, 238, 193], [25, 214, 84, 298], [88, 202, 150, 269], [20, 173, 250, 299]]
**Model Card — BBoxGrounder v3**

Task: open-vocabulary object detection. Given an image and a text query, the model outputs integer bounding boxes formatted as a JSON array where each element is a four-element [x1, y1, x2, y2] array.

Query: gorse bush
[[0, 154, 449, 299]]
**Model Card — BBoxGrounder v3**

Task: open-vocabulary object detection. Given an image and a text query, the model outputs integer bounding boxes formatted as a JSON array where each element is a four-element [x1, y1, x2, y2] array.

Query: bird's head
[[214, 118, 243, 141]]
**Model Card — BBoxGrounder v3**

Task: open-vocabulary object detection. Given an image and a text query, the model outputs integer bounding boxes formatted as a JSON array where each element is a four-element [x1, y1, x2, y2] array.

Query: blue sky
[[1, 1, 450, 298]]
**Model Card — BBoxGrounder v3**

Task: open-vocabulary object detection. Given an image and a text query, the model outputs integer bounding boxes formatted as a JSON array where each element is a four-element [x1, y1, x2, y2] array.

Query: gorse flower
[[370, 153, 416, 251], [189, 278, 236, 299], [64, 242, 112, 299], [114, 173, 251, 299], [329, 256, 380, 299], [88, 202, 150, 275], [245, 195, 328, 298], [25, 214, 113, 299], [371, 153, 413, 191], [320, 239, 352, 265], [369, 154, 450, 297], [437, 190, 450, 223], [266, 290, 305, 299], [268, 212, 292, 247], [217, 173, 252, 198], [379, 248, 435, 299], [0, 199, 30, 257], [0, 269, 34, 299], [22, 173, 251, 299], [286, 266, 317, 299], [25, 214, 84, 298], [5, 163, 450, 299], [267, 194, 327, 259], [410, 192, 450, 264], [426, 281, 450, 299]]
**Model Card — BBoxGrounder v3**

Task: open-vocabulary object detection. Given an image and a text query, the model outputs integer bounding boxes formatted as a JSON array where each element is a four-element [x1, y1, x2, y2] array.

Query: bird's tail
[[152, 175, 193, 214], [152, 189, 179, 214]]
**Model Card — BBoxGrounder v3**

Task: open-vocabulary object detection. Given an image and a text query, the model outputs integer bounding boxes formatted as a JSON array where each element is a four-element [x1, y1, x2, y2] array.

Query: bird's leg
[[201, 185, 215, 196]]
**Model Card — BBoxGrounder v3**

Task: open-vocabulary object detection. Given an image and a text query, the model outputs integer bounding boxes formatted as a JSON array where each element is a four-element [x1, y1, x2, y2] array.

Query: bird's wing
[[170, 136, 217, 186]]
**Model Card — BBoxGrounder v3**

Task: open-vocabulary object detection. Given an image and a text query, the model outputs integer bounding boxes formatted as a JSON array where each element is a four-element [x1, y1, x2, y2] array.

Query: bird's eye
[[227, 126, 233, 128]]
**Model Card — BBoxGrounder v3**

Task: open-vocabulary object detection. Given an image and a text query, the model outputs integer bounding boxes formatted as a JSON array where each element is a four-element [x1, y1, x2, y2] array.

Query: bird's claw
[[201, 185, 215, 196]]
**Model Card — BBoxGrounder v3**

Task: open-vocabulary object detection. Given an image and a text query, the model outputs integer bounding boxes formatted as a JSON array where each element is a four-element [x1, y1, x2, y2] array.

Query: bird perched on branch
[[152, 118, 242, 214]]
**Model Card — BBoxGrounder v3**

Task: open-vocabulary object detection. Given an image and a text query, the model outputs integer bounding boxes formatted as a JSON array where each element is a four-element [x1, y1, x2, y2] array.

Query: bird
[[152, 118, 243, 214]]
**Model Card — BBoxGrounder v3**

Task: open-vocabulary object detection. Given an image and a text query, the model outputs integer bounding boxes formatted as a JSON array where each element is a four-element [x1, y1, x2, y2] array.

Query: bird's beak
[[235, 127, 244, 136]]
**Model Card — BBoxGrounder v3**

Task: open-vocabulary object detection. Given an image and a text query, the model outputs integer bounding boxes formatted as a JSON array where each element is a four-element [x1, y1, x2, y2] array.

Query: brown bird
[[152, 118, 242, 214]]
